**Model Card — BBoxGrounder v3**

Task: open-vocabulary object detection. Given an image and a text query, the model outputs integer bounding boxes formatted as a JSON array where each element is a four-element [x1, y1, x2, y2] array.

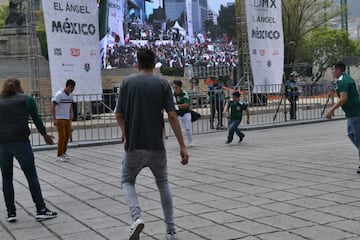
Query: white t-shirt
[[53, 89, 73, 120]]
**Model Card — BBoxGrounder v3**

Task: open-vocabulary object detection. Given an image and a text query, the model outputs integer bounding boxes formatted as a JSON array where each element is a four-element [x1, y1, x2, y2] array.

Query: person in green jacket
[[326, 61, 360, 173]]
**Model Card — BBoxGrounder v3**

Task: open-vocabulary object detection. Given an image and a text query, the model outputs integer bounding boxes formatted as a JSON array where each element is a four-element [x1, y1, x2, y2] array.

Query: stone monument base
[[0, 27, 36, 58]]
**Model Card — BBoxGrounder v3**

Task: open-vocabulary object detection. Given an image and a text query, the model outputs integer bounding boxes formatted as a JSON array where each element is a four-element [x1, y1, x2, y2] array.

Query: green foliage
[[37, 29, 48, 60], [0, 5, 9, 27], [160, 67, 184, 77], [282, 0, 342, 65], [217, 5, 236, 41], [304, 27, 358, 82], [203, 20, 220, 40]]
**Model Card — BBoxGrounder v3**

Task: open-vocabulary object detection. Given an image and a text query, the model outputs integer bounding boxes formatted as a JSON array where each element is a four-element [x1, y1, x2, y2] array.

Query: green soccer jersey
[[336, 73, 360, 118], [228, 100, 248, 120], [174, 90, 190, 116]]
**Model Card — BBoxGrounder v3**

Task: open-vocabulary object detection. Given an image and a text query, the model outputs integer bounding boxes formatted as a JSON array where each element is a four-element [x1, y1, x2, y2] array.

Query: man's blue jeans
[[347, 116, 360, 159], [0, 142, 45, 214], [227, 120, 245, 142]]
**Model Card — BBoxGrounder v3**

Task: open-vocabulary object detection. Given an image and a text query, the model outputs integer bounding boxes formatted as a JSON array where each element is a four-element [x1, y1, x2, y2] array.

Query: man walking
[[115, 48, 189, 240], [326, 61, 360, 173]]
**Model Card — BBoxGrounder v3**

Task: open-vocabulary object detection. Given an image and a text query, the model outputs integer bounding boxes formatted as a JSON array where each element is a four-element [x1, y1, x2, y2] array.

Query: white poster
[[42, 0, 102, 97], [108, 0, 125, 46], [186, 0, 194, 43], [245, 0, 284, 93]]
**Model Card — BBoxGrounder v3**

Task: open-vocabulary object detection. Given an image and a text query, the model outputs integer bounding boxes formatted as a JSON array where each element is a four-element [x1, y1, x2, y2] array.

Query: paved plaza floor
[[1, 119, 360, 240]]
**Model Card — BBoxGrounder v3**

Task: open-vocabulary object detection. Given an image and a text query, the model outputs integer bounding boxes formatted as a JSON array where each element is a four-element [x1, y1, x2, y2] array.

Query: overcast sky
[[207, 0, 235, 14]]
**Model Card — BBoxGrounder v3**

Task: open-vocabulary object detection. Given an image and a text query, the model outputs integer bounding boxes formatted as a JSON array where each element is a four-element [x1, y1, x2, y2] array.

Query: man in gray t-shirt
[[115, 73, 173, 151], [114, 48, 189, 240]]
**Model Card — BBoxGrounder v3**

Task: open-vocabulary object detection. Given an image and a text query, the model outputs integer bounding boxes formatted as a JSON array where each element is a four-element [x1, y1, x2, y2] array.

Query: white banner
[[42, 0, 102, 97], [108, 0, 125, 46], [246, 0, 284, 93], [186, 0, 194, 43]]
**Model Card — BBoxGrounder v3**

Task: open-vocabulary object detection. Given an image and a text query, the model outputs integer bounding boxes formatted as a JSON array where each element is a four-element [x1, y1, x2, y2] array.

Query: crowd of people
[[104, 41, 239, 69]]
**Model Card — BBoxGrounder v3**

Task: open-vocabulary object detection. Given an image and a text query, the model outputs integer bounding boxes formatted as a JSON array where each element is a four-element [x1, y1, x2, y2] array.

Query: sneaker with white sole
[[7, 212, 16, 223], [129, 218, 144, 240], [35, 208, 58, 221], [63, 153, 71, 160], [166, 230, 177, 240], [56, 155, 67, 161]]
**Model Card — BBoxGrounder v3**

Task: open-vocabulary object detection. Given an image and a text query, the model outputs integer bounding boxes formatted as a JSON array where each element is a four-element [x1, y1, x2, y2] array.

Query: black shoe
[[357, 167, 360, 174], [7, 212, 16, 223], [225, 139, 232, 144], [36, 208, 58, 221], [238, 137, 243, 143]]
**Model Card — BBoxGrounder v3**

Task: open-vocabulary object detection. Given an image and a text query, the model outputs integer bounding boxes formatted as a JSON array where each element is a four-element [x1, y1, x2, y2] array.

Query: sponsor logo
[[54, 48, 62, 56], [84, 63, 90, 72], [252, 49, 257, 55], [267, 60, 272, 67], [62, 63, 74, 67], [259, 49, 266, 56], [273, 50, 280, 56], [71, 48, 80, 57], [90, 50, 97, 56]]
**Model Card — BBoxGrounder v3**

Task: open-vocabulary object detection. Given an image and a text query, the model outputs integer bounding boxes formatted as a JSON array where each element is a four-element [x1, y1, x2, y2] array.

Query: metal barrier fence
[[29, 82, 345, 146]]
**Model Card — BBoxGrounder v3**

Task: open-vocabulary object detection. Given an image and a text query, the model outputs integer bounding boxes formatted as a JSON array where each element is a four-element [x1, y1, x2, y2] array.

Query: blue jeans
[[0, 142, 45, 214], [121, 150, 175, 231], [347, 116, 360, 159], [227, 120, 245, 142]]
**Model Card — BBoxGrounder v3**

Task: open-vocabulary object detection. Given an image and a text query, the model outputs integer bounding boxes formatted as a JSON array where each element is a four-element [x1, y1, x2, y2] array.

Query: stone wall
[[0, 63, 206, 97]]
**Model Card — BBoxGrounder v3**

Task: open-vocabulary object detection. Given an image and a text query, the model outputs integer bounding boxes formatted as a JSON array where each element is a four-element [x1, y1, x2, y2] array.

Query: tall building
[[208, 9, 218, 25], [164, 0, 208, 33], [329, 0, 360, 39]]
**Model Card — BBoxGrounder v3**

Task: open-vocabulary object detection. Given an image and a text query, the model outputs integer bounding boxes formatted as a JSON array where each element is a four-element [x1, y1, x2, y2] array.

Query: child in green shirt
[[223, 91, 250, 144]]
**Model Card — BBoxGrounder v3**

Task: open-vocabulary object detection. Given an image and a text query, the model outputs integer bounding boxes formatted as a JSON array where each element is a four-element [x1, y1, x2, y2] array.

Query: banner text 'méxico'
[[52, 19, 96, 35]]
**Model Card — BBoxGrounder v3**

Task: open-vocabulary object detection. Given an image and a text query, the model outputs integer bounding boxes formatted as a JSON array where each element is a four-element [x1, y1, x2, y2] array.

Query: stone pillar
[[0, 27, 30, 58]]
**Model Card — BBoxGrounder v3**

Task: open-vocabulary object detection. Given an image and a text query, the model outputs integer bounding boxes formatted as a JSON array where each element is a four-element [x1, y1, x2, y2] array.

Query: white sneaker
[[56, 155, 66, 161], [188, 142, 195, 147], [166, 230, 177, 240], [63, 153, 71, 160], [129, 218, 144, 240]]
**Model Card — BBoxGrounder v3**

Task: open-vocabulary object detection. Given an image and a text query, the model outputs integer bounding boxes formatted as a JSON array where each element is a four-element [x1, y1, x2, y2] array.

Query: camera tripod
[[273, 92, 288, 121], [273, 77, 288, 122]]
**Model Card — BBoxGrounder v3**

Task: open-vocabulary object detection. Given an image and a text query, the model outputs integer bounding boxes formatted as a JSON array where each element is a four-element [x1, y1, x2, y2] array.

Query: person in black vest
[[0, 78, 57, 223], [208, 77, 225, 129]]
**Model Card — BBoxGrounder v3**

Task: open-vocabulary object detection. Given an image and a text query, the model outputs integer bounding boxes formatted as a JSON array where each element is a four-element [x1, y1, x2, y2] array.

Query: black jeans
[[0, 142, 45, 214], [210, 100, 224, 126], [288, 97, 297, 119]]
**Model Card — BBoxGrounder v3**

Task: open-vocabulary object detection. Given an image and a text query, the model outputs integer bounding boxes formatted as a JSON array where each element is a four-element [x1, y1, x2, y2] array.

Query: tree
[[203, 19, 220, 40], [304, 27, 358, 82], [217, 5, 236, 41], [0, 4, 9, 27], [282, 0, 343, 65]]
